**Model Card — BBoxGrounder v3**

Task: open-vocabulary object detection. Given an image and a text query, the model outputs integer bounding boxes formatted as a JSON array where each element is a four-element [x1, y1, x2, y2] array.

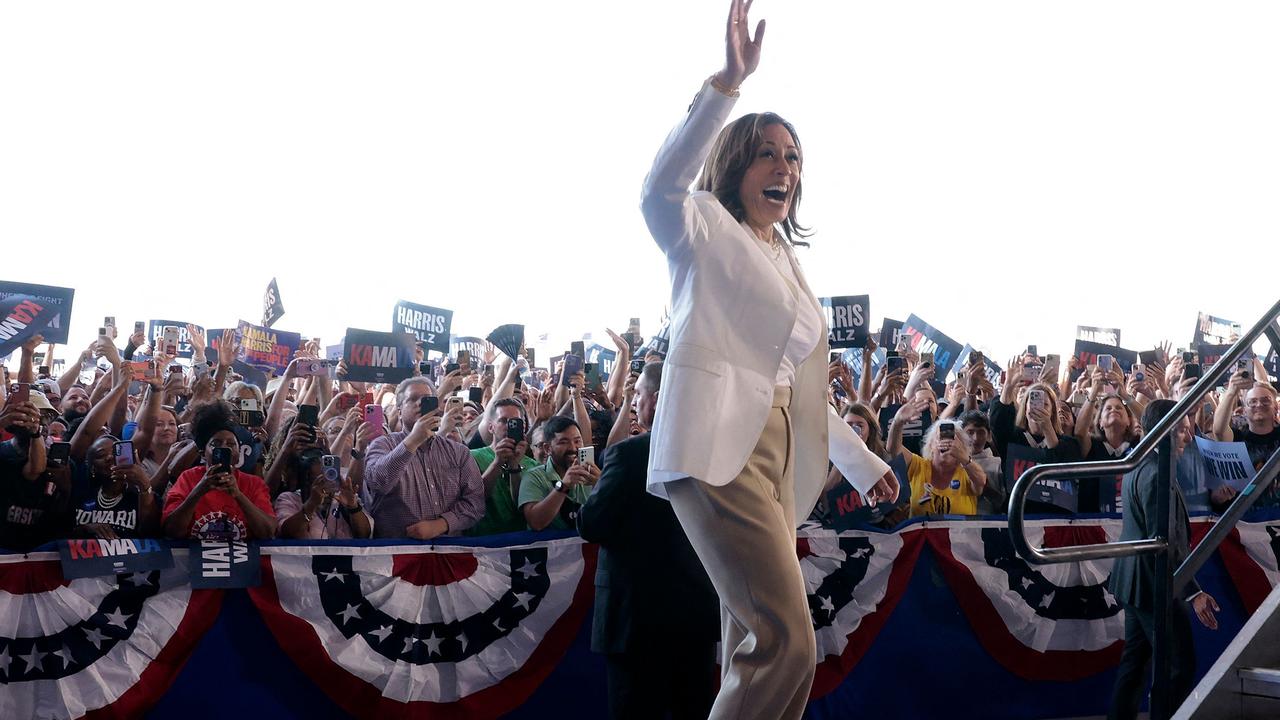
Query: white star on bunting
[[371, 625, 394, 643], [424, 632, 444, 656], [1039, 591, 1055, 609], [513, 592, 534, 611], [516, 558, 540, 579], [338, 603, 362, 625], [104, 608, 131, 630]]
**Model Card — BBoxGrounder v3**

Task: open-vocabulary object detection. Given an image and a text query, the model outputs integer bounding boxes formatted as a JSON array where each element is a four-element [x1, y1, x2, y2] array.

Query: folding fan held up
[[486, 324, 525, 361]]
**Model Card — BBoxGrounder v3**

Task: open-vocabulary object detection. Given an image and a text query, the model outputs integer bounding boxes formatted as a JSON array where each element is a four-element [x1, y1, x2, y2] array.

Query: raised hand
[[716, 0, 765, 91]]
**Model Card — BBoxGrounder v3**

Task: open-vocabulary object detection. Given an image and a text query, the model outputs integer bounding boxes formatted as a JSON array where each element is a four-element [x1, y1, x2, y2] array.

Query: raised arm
[[639, 0, 761, 256]]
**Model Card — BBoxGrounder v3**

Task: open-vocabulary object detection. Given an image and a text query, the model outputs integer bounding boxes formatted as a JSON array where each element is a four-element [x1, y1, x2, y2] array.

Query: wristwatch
[[350, 448, 365, 460], [553, 480, 569, 495]]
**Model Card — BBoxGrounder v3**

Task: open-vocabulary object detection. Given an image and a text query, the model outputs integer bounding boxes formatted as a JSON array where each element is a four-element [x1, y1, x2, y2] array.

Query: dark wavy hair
[[696, 112, 811, 246], [190, 400, 238, 449]]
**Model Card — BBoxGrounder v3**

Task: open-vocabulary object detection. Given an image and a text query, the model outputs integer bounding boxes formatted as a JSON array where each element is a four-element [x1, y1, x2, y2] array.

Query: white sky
[[2, 1, 1277, 367]]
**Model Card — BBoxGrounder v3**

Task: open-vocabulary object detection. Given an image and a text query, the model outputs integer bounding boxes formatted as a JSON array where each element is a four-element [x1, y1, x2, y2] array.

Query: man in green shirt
[[468, 399, 536, 536], [519, 416, 600, 530]]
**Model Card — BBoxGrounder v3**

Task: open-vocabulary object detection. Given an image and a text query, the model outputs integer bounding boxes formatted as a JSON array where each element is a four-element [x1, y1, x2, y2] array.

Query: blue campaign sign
[[585, 344, 618, 378], [0, 294, 64, 358], [902, 314, 963, 377], [148, 320, 204, 359], [57, 538, 175, 579], [0, 280, 74, 344], [343, 328, 416, 384], [190, 541, 261, 588], [820, 294, 870, 349], [393, 300, 453, 354]]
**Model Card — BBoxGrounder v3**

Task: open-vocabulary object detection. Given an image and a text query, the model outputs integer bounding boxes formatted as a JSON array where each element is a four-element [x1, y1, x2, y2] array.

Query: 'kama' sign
[[57, 538, 175, 579], [901, 314, 963, 377], [343, 328, 416, 384]]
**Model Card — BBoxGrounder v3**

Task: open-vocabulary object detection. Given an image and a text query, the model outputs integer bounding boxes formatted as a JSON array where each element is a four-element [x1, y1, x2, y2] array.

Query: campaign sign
[[1195, 343, 1237, 378], [1194, 436, 1256, 492], [820, 295, 870, 349], [1077, 326, 1121, 347], [879, 318, 904, 349], [148, 320, 204, 359], [0, 295, 63, 358], [1266, 347, 1279, 380], [1005, 444, 1077, 513], [901, 314, 963, 377], [449, 336, 488, 364], [1072, 340, 1138, 376], [0, 280, 74, 344], [826, 453, 909, 531], [841, 346, 886, 388], [235, 320, 301, 375], [585, 344, 618, 378], [343, 328, 416, 384], [954, 344, 1003, 386], [190, 541, 261, 589], [57, 538, 175, 579], [262, 277, 285, 328], [1193, 312, 1240, 347], [394, 300, 453, 354]]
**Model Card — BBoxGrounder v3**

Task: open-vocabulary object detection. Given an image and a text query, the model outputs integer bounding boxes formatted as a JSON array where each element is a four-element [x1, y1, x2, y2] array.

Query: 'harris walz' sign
[[190, 541, 261, 589], [57, 538, 175, 579], [0, 280, 74, 345], [393, 300, 453, 354], [820, 295, 869, 349], [343, 328, 416, 384]]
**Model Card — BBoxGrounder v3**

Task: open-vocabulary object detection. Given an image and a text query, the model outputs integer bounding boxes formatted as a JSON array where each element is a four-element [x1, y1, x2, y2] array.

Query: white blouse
[[756, 232, 823, 388]]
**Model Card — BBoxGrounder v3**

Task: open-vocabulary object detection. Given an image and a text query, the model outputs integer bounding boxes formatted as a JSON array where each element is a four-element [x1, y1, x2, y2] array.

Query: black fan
[[486, 324, 525, 360]]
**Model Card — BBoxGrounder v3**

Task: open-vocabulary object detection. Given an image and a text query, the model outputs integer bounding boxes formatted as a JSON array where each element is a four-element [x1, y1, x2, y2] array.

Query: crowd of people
[[0, 320, 1276, 553]]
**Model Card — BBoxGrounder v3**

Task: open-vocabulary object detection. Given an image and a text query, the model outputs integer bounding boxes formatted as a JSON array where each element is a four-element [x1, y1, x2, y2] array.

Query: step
[[1239, 667, 1280, 699]]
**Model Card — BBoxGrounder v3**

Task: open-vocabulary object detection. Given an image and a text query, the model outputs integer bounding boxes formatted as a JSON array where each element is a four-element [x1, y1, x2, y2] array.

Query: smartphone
[[1026, 345, 1038, 358], [563, 353, 584, 379], [1097, 355, 1115, 373], [1237, 358, 1253, 380], [446, 362, 460, 375], [48, 441, 71, 466], [886, 354, 906, 374], [921, 352, 934, 368], [418, 396, 439, 416], [577, 446, 595, 467], [629, 357, 646, 375], [297, 359, 331, 377], [1184, 363, 1202, 380], [971, 350, 984, 366], [1028, 389, 1047, 414], [162, 325, 180, 355], [321, 454, 341, 483], [211, 446, 233, 472], [129, 360, 156, 381], [104, 316, 116, 336], [238, 398, 265, 427], [1182, 351, 1196, 364], [1133, 363, 1146, 383], [506, 417, 525, 442], [570, 341, 585, 359], [364, 404, 385, 435], [938, 422, 956, 440], [468, 386, 484, 404], [525, 348, 536, 368], [622, 332, 639, 352], [1045, 354, 1060, 368], [457, 350, 471, 371], [113, 440, 135, 467], [297, 404, 319, 427], [584, 362, 604, 390], [1022, 363, 1042, 382]]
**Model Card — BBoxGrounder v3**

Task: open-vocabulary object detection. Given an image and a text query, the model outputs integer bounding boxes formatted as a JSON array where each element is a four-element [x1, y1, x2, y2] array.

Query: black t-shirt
[[70, 461, 144, 537], [1231, 425, 1280, 471], [0, 441, 71, 552], [1078, 438, 1131, 513]]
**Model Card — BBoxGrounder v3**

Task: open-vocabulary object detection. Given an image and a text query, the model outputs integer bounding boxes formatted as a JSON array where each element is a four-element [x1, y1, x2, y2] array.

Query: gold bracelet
[[709, 74, 740, 98]]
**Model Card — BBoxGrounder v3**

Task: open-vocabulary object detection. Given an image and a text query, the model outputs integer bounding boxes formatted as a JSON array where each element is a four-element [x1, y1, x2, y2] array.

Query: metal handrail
[[1008, 297, 1280, 566]]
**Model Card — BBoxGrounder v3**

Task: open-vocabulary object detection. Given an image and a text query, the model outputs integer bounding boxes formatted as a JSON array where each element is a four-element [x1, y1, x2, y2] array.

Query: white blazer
[[640, 80, 891, 524]]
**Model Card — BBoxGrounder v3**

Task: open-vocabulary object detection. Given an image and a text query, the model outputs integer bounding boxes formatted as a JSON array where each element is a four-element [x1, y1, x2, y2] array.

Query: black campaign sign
[[393, 300, 452, 354], [820, 295, 870, 349]]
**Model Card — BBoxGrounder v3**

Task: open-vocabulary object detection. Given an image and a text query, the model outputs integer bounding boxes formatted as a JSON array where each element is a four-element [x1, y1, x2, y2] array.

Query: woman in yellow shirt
[[888, 397, 987, 517]]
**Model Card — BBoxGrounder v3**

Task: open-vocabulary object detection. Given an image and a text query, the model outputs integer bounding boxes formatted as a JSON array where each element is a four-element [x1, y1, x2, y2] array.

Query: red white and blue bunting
[[248, 539, 596, 719], [0, 552, 222, 719]]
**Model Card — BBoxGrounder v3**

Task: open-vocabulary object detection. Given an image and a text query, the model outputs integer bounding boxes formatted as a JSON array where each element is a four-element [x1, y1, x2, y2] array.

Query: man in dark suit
[[1109, 399, 1220, 720], [579, 361, 719, 720]]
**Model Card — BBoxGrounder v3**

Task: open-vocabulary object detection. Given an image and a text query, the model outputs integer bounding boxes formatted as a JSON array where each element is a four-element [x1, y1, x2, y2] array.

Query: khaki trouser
[[666, 386, 815, 720]]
